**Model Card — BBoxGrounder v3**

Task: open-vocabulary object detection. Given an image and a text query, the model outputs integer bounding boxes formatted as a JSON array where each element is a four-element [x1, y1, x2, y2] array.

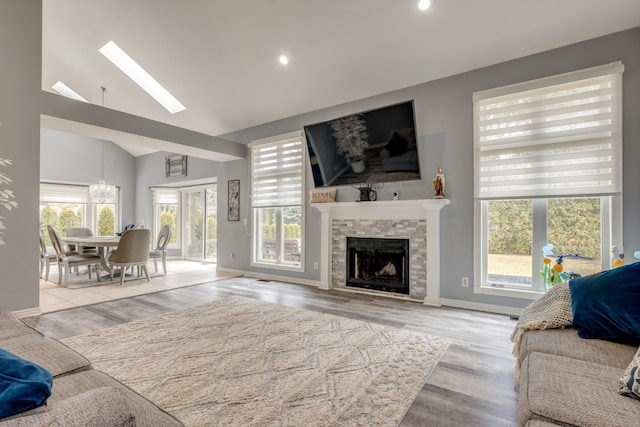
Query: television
[[304, 100, 421, 188]]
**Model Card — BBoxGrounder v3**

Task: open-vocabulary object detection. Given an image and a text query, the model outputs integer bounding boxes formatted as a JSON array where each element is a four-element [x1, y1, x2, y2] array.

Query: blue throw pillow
[[0, 348, 53, 419], [569, 262, 640, 342]]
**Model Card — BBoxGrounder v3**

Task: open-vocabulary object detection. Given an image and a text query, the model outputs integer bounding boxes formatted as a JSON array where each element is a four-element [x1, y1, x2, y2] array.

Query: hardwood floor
[[24, 275, 519, 426]]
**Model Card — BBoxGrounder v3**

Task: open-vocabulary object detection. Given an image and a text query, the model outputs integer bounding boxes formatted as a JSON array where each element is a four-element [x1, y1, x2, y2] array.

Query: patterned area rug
[[63, 296, 450, 426]]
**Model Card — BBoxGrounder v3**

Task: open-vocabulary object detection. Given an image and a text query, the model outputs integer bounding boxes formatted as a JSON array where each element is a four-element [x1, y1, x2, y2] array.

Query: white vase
[[351, 159, 365, 173]]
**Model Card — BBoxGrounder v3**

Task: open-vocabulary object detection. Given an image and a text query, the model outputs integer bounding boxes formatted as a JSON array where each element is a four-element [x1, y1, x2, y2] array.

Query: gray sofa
[[516, 326, 640, 426], [0, 312, 183, 426]]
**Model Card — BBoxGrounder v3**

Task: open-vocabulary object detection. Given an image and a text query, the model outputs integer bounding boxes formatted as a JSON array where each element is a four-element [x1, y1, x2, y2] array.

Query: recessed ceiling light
[[99, 41, 186, 114], [278, 54, 289, 65], [417, 0, 431, 11], [52, 81, 89, 103]]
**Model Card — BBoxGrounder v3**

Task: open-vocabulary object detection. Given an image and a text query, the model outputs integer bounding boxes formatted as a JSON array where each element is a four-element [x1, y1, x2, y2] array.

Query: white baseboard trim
[[440, 298, 523, 317], [215, 267, 524, 317], [216, 267, 321, 288], [423, 296, 443, 307], [14, 307, 41, 318]]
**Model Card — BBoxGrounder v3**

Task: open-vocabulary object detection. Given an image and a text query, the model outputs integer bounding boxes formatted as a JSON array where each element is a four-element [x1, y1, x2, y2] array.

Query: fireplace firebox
[[346, 237, 410, 294]]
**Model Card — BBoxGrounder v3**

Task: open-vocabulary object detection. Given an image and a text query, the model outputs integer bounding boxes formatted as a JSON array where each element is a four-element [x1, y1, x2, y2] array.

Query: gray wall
[[0, 0, 637, 314], [217, 27, 640, 310], [40, 129, 136, 226], [135, 152, 225, 231], [0, 1, 42, 311]]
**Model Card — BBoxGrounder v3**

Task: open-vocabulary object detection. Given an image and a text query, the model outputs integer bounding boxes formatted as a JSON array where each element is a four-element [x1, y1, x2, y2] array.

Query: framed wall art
[[228, 179, 240, 221], [165, 154, 187, 178]]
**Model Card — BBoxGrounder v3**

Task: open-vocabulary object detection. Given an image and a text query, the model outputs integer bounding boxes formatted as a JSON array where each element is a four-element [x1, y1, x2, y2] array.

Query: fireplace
[[346, 237, 410, 294], [311, 199, 450, 305]]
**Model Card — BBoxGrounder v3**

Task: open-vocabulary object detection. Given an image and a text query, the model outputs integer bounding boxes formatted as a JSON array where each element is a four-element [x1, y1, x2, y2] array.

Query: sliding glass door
[[183, 186, 217, 263]]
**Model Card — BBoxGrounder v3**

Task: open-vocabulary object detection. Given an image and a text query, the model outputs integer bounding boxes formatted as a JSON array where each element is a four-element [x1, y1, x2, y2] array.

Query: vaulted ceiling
[[42, 0, 640, 157]]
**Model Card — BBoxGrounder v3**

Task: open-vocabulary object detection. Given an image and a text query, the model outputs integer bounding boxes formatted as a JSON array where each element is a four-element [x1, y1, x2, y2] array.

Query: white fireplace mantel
[[311, 199, 450, 306]]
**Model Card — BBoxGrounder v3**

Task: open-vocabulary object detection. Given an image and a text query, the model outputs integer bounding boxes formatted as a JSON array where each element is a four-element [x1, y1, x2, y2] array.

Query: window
[[40, 183, 120, 244], [250, 131, 305, 271], [152, 188, 180, 249], [473, 62, 624, 299]]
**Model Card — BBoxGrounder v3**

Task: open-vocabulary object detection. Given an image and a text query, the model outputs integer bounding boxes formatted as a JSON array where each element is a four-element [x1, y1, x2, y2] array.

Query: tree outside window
[[97, 205, 115, 236]]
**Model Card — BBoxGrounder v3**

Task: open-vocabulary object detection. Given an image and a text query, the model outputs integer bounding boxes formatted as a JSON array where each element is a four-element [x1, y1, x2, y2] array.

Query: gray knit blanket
[[510, 282, 574, 377]]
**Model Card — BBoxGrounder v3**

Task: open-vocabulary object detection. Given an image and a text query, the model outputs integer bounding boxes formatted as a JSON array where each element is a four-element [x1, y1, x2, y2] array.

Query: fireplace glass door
[[346, 237, 410, 294]]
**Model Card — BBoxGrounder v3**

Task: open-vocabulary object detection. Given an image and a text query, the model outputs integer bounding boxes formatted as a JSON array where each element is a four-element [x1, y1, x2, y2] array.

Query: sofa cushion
[[0, 349, 53, 419], [50, 370, 183, 426], [0, 314, 39, 341], [1, 335, 91, 377], [524, 420, 562, 427], [519, 352, 640, 427], [517, 328, 637, 371], [569, 261, 640, 341], [619, 346, 640, 399], [2, 387, 136, 426]]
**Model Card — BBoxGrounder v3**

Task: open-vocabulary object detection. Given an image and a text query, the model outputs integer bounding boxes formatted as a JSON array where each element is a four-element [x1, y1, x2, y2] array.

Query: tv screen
[[304, 100, 421, 188]]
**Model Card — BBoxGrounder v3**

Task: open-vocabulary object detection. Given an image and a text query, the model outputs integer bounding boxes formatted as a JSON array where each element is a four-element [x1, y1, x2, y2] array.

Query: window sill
[[250, 261, 303, 273], [474, 284, 545, 300]]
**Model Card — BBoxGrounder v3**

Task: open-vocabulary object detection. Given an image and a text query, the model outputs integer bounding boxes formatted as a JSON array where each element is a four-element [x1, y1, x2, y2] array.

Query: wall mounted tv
[[304, 100, 421, 188]]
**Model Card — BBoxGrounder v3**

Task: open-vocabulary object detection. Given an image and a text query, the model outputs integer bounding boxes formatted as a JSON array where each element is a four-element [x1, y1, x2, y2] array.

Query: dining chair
[[47, 225, 102, 286], [149, 224, 171, 275], [39, 230, 57, 281], [107, 229, 151, 286], [65, 227, 97, 254]]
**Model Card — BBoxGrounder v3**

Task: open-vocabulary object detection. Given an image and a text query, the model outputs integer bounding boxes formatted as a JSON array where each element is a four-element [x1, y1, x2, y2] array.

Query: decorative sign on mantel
[[309, 188, 337, 203]]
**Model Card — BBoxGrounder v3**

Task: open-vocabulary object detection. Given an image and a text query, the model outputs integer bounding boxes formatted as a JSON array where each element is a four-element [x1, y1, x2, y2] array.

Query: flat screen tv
[[304, 100, 421, 188]]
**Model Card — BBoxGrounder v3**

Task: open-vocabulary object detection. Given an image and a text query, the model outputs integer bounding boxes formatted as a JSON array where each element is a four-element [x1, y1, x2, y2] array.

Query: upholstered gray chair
[[107, 229, 151, 285], [65, 227, 96, 254], [39, 229, 58, 281], [47, 225, 101, 286], [149, 224, 171, 275]]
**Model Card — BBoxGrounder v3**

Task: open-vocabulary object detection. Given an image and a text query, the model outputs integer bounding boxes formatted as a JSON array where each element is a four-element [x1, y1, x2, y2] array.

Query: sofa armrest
[[0, 387, 135, 426]]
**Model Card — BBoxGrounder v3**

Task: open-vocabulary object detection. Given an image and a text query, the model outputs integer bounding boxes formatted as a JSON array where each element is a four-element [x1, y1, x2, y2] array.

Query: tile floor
[[39, 260, 236, 313]]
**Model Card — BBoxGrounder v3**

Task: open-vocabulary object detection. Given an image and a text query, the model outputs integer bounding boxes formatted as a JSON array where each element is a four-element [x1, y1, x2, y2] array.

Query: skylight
[[99, 41, 186, 114], [52, 81, 89, 102]]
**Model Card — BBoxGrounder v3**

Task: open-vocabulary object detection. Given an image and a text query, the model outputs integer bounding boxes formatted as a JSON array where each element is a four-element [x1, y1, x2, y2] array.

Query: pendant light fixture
[[89, 87, 116, 203]]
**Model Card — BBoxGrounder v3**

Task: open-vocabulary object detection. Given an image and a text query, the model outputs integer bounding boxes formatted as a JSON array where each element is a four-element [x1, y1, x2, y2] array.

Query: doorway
[[183, 186, 217, 263]]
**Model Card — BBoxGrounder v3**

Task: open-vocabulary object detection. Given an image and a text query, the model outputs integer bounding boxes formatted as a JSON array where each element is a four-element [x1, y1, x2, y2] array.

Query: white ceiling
[[42, 0, 640, 157]]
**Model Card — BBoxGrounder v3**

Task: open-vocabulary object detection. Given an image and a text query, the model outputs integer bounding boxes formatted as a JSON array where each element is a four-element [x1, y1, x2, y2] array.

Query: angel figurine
[[432, 167, 445, 199]]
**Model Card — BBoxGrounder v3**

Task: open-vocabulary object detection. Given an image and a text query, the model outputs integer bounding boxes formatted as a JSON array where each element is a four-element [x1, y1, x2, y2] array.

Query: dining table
[[62, 235, 120, 275]]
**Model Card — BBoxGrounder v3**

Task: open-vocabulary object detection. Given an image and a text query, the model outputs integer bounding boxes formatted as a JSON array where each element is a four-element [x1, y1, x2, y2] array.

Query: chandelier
[[90, 86, 116, 204], [89, 179, 116, 204]]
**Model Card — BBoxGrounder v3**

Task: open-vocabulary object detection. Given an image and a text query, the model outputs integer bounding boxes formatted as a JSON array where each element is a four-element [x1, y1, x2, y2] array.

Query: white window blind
[[473, 62, 624, 200], [40, 183, 89, 204], [250, 132, 304, 207], [152, 187, 179, 204]]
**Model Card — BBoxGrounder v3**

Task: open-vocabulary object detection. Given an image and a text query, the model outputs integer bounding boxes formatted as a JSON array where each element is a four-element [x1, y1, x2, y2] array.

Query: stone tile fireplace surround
[[311, 199, 450, 305]]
